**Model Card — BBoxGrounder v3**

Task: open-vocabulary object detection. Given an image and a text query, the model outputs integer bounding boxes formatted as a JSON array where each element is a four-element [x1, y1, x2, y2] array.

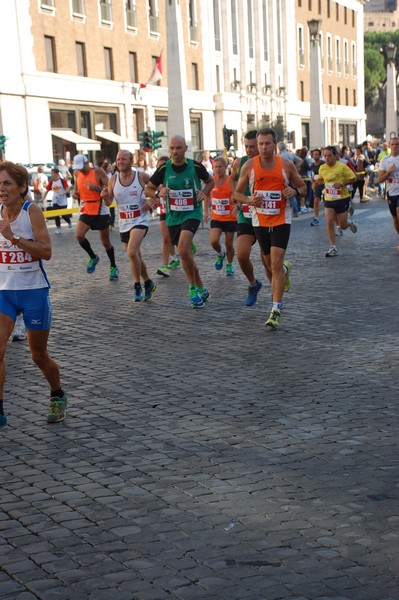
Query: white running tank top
[[113, 170, 149, 232], [0, 200, 49, 291]]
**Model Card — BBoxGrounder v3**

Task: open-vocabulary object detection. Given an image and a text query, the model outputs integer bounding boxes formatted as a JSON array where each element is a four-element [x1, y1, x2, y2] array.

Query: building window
[[337, 87, 341, 105], [247, 0, 254, 59], [336, 38, 341, 74], [327, 35, 332, 71], [298, 25, 304, 67], [344, 6, 347, 25], [129, 51, 138, 82], [276, 0, 282, 64], [126, 0, 137, 29], [351, 42, 357, 76], [104, 47, 114, 79], [336, 2, 339, 20], [327, 0, 330, 18], [262, 0, 268, 61], [190, 118, 202, 152], [298, 0, 301, 6], [216, 64, 220, 93], [189, 0, 198, 42], [318, 0, 321, 14], [191, 62, 199, 90], [328, 85, 332, 104], [352, 9, 355, 27], [345, 88, 349, 106], [72, 0, 85, 15], [44, 36, 57, 72], [148, 0, 159, 33], [76, 42, 87, 76], [50, 109, 76, 130], [300, 81, 304, 101], [308, 0, 311, 9], [232, 0, 238, 55], [100, 0, 112, 23], [151, 55, 161, 86], [344, 40, 349, 76], [353, 89, 357, 106], [41, 0, 55, 9], [214, 0, 221, 51]]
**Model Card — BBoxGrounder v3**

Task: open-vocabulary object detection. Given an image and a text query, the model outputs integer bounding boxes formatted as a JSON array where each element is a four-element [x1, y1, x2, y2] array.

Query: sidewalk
[[1, 198, 399, 600]]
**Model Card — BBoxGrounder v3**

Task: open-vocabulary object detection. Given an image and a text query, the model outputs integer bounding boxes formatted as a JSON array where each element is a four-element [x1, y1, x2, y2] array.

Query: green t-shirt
[[237, 155, 253, 225], [164, 159, 203, 226]]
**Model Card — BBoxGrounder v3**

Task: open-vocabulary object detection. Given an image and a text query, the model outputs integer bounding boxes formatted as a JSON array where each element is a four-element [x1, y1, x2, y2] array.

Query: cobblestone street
[[1, 198, 399, 600]]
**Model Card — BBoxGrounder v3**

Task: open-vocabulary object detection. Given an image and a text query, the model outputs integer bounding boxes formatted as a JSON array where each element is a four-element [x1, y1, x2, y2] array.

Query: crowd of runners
[[1, 130, 399, 428]]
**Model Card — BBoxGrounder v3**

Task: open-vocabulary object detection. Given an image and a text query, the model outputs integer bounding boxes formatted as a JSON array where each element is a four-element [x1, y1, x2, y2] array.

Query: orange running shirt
[[210, 175, 237, 222], [249, 155, 291, 227], [76, 168, 102, 215]]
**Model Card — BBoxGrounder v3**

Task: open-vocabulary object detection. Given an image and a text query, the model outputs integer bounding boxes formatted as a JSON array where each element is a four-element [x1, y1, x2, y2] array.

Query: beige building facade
[[0, 0, 367, 166]]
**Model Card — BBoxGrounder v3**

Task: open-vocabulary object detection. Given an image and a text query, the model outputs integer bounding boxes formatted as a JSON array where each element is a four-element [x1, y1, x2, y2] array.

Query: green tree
[[364, 46, 385, 107]]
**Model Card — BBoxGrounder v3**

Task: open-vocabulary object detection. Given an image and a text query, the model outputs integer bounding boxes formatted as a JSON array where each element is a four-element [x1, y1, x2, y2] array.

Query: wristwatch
[[11, 235, 21, 245]]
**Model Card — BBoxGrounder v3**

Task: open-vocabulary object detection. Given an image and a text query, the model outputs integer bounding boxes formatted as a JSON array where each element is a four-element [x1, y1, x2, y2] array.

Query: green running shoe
[[157, 265, 170, 277], [47, 393, 67, 424], [109, 266, 119, 281], [191, 241, 197, 255], [87, 255, 99, 273], [265, 309, 280, 329], [283, 260, 291, 292], [226, 263, 234, 276], [189, 287, 204, 308], [215, 251, 225, 271], [168, 259, 180, 270]]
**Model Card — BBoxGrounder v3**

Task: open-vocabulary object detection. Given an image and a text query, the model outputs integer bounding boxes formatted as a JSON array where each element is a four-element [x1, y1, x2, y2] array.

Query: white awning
[[95, 129, 140, 150], [51, 129, 101, 151]]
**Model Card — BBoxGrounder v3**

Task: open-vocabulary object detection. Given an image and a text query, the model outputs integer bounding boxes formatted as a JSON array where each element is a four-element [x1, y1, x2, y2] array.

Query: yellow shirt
[[318, 162, 355, 201]]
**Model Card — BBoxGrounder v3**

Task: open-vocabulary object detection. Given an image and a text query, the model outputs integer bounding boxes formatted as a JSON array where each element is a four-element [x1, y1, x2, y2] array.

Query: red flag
[[140, 55, 162, 88]]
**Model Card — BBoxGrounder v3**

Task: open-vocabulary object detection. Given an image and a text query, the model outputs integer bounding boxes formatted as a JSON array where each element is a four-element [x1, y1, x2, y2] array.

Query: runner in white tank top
[[108, 150, 156, 303]]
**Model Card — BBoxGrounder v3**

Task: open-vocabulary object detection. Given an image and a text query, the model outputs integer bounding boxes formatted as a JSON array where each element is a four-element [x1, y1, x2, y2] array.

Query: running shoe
[[68, 222, 73, 230], [348, 203, 355, 216], [47, 393, 68, 424], [134, 283, 143, 302], [226, 264, 234, 276], [310, 218, 319, 226], [168, 259, 180, 270], [199, 288, 210, 302], [191, 241, 197, 255], [87, 255, 99, 273], [215, 251, 226, 271], [265, 309, 280, 329], [348, 220, 357, 233], [336, 227, 343, 236], [189, 287, 205, 308], [157, 265, 170, 277], [325, 246, 338, 257], [0, 413, 7, 428], [144, 279, 157, 302], [246, 280, 262, 307], [109, 266, 119, 281], [55, 227, 61, 235], [12, 314, 26, 342], [283, 260, 291, 292]]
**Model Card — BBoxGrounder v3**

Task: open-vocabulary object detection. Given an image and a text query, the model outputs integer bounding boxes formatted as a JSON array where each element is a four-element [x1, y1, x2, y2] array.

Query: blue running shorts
[[0, 288, 52, 330]]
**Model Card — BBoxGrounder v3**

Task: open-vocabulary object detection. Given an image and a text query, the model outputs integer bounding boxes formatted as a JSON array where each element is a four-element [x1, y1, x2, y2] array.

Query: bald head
[[169, 135, 188, 165], [116, 149, 133, 173]]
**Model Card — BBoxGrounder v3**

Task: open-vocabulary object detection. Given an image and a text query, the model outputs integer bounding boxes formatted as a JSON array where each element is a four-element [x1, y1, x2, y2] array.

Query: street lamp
[[307, 19, 324, 148], [385, 42, 397, 139]]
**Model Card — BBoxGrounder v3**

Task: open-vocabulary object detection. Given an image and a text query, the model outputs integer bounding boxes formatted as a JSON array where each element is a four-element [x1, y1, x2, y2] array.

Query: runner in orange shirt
[[205, 156, 237, 276], [234, 128, 306, 329]]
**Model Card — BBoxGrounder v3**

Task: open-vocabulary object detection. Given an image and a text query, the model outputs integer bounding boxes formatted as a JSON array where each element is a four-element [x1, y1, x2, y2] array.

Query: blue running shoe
[[109, 266, 119, 281], [87, 255, 99, 273], [189, 287, 204, 308], [0, 413, 7, 428], [245, 279, 262, 306], [215, 251, 225, 271], [134, 283, 143, 302], [144, 279, 157, 302], [199, 288, 210, 302], [226, 264, 234, 276]]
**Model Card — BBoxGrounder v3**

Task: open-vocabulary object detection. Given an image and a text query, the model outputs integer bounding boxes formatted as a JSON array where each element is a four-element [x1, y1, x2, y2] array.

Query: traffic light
[[151, 130, 164, 151], [223, 126, 234, 150], [0, 135, 8, 152], [139, 130, 152, 152]]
